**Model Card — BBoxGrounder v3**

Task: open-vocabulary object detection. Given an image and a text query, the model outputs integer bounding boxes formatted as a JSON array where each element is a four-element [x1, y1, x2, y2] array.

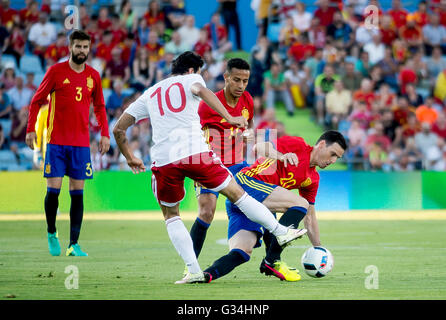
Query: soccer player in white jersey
[[113, 51, 307, 284]]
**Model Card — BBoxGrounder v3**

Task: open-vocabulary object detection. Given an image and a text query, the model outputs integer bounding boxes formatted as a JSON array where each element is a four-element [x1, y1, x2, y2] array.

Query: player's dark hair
[[171, 51, 204, 75], [69, 30, 91, 45], [226, 58, 250, 73], [317, 130, 348, 150]]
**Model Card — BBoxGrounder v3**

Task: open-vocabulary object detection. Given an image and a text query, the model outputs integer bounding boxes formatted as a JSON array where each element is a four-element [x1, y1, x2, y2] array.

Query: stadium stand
[[0, 0, 445, 172]]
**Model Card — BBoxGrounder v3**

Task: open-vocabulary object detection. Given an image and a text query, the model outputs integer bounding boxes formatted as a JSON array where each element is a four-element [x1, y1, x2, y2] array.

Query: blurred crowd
[[0, 0, 446, 172]]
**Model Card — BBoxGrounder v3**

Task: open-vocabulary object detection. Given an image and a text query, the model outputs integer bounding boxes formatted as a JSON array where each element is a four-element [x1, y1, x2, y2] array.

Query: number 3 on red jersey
[[150, 82, 186, 116]]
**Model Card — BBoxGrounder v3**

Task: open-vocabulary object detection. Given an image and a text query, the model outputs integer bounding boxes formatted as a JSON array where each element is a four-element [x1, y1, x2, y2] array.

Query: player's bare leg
[[190, 193, 217, 258], [160, 204, 205, 283], [66, 178, 87, 256], [218, 178, 306, 246], [45, 177, 63, 256]]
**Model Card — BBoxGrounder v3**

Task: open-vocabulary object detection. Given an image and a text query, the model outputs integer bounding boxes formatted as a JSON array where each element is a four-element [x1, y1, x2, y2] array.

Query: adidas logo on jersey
[[63, 78, 70, 84]]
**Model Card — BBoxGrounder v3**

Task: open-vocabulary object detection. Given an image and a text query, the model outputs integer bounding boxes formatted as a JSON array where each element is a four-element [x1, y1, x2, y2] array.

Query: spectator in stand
[[425, 46, 446, 82], [145, 30, 164, 63], [164, 30, 189, 58], [205, 12, 232, 58], [377, 46, 399, 90], [291, 1, 312, 32], [349, 101, 373, 129], [79, 4, 90, 30], [422, 13, 446, 56], [95, 30, 114, 64], [219, 0, 242, 50], [9, 105, 28, 147], [19, 0, 39, 31], [284, 59, 309, 108], [44, 32, 69, 67], [132, 47, 155, 91], [97, 6, 112, 32], [24, 72, 37, 92], [346, 119, 366, 164], [263, 62, 295, 116], [0, 0, 18, 30], [279, 16, 300, 55], [415, 97, 439, 125], [413, 0, 429, 28], [326, 11, 354, 51], [379, 14, 398, 47], [178, 15, 200, 50], [314, 64, 340, 125], [164, 0, 187, 30], [307, 16, 327, 49], [353, 78, 375, 111], [86, 15, 101, 47], [415, 122, 439, 159], [392, 96, 415, 127], [363, 33, 385, 66], [387, 0, 408, 29], [368, 141, 390, 171], [401, 113, 421, 140], [106, 78, 125, 120], [105, 47, 131, 86], [7, 76, 34, 112], [313, 0, 338, 27], [0, 66, 16, 90], [400, 14, 424, 54], [434, 67, 446, 104], [325, 80, 352, 129], [0, 83, 12, 119], [120, 0, 137, 31], [156, 51, 174, 82], [144, 0, 165, 27], [355, 21, 380, 47], [404, 83, 424, 107], [0, 123, 6, 150], [193, 28, 212, 57], [381, 108, 399, 142], [355, 50, 371, 77], [90, 138, 110, 171], [28, 12, 56, 68], [340, 61, 363, 92], [432, 111, 446, 139], [287, 33, 316, 63], [403, 136, 423, 170], [425, 137, 446, 171], [398, 59, 418, 95], [364, 121, 392, 155]]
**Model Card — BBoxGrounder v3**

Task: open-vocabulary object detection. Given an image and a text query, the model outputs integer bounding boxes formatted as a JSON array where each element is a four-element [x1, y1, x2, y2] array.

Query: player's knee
[[220, 179, 244, 203], [198, 206, 215, 223], [291, 197, 309, 210]]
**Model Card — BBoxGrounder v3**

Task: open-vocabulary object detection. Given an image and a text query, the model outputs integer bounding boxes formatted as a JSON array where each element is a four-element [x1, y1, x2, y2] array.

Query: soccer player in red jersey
[[202, 131, 347, 282], [190, 58, 254, 259], [25, 30, 110, 257]]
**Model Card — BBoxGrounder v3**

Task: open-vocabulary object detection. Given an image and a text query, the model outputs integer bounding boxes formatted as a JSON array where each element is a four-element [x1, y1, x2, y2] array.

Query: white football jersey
[[125, 73, 210, 166]]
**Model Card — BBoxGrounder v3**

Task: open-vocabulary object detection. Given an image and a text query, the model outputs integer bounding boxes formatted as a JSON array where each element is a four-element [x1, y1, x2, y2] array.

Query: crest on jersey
[[300, 177, 312, 187], [45, 164, 51, 174], [241, 108, 250, 120], [86, 76, 94, 91]]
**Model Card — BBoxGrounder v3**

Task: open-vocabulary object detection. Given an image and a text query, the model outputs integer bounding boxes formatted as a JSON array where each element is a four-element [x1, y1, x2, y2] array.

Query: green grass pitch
[[1, 215, 446, 300]]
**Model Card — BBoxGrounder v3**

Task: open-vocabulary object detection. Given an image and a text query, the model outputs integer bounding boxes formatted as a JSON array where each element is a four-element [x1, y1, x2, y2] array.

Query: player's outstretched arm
[[303, 205, 321, 247], [113, 112, 146, 174], [253, 141, 298, 167], [190, 82, 248, 128]]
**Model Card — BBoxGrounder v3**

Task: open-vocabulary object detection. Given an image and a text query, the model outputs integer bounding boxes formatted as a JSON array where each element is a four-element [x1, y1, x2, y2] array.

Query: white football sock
[[234, 192, 288, 236], [165, 216, 201, 274]]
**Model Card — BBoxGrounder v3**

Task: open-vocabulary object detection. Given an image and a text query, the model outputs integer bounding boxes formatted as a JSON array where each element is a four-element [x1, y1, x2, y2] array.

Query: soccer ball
[[301, 246, 334, 278]]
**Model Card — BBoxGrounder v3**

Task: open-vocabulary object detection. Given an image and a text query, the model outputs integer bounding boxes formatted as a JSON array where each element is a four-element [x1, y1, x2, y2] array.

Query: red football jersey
[[241, 136, 320, 204], [199, 90, 254, 166], [27, 61, 109, 147]]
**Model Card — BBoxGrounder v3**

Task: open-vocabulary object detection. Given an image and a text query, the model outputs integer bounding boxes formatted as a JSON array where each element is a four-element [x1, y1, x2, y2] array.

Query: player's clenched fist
[[25, 132, 37, 150], [127, 157, 146, 174]]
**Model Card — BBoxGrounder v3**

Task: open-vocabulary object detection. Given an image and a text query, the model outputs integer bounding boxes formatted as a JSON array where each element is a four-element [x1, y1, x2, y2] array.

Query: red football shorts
[[151, 151, 232, 207]]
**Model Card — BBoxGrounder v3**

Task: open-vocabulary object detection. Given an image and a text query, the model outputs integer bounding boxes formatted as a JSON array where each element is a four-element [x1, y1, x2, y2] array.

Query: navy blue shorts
[[43, 144, 93, 180], [226, 172, 278, 248], [195, 162, 249, 198]]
